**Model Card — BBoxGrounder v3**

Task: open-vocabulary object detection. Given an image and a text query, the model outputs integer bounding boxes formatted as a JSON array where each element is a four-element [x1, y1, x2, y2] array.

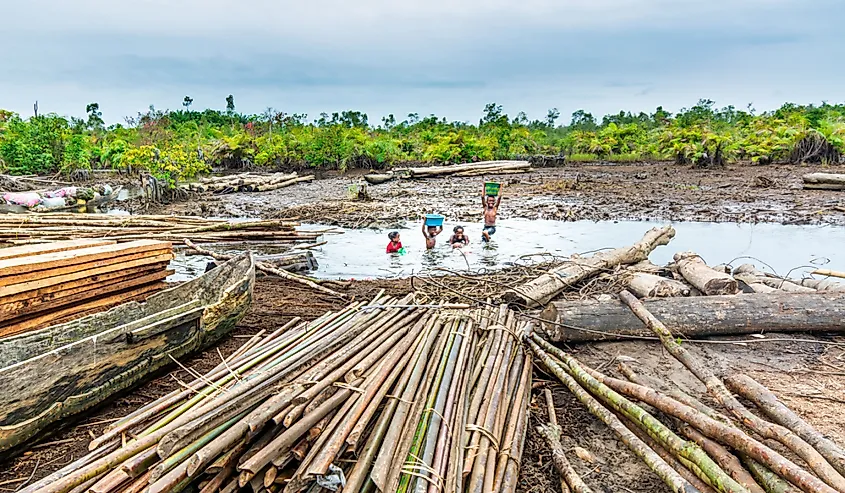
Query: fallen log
[[408, 160, 531, 178], [674, 252, 738, 295], [627, 273, 690, 298], [803, 173, 845, 191], [798, 278, 845, 292], [503, 226, 675, 308], [734, 274, 779, 294], [540, 292, 845, 342], [733, 265, 815, 293]]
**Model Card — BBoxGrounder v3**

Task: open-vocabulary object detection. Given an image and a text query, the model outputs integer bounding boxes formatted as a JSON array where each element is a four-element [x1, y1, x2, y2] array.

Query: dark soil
[[118, 164, 845, 227]]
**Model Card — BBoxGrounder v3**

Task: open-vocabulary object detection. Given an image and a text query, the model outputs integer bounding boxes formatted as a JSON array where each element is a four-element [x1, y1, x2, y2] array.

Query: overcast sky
[[2, 0, 843, 124]]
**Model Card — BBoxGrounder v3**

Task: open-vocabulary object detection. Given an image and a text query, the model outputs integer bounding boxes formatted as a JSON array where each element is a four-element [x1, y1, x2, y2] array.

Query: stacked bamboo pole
[[23, 297, 531, 493], [0, 214, 328, 245]]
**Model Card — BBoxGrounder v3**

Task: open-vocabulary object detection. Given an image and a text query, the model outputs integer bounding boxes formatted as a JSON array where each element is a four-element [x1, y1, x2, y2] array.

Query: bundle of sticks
[[527, 290, 845, 493], [406, 160, 532, 178], [0, 239, 173, 337], [0, 214, 327, 246], [24, 295, 531, 493], [187, 172, 315, 195]]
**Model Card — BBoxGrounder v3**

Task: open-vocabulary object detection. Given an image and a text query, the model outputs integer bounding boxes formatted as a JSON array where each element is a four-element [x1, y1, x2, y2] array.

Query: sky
[[2, 0, 844, 125]]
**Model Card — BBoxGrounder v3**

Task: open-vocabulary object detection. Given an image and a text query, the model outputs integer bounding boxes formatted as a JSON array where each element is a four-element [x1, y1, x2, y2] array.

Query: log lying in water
[[674, 251, 738, 295], [626, 273, 690, 298], [803, 173, 845, 191], [539, 292, 845, 342], [503, 226, 676, 308]]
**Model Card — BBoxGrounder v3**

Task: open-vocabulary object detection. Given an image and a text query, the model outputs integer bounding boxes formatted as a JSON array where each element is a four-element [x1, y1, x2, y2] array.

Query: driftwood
[[798, 278, 845, 292], [674, 252, 737, 295], [540, 292, 845, 342], [733, 264, 816, 293], [503, 226, 675, 307], [803, 173, 845, 191], [627, 273, 690, 298]]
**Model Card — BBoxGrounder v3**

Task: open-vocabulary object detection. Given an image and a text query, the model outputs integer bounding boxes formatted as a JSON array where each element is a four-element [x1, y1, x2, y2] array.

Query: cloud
[[1, 0, 843, 123]]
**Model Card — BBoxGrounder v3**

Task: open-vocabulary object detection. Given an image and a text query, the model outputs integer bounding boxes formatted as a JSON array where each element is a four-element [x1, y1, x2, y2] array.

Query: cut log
[[798, 278, 845, 292], [674, 252, 738, 295], [734, 274, 779, 294], [803, 173, 845, 190], [503, 226, 675, 307], [408, 160, 531, 178], [627, 273, 690, 298], [540, 292, 845, 342]]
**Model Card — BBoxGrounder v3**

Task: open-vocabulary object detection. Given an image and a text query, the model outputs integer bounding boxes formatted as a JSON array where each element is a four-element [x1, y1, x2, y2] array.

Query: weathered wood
[[803, 183, 845, 191], [627, 273, 690, 298], [734, 274, 779, 294], [0, 251, 174, 296], [803, 173, 845, 186], [674, 251, 737, 295], [733, 265, 815, 293], [0, 282, 167, 338], [540, 292, 845, 342], [0, 269, 173, 323], [798, 278, 845, 292], [503, 226, 675, 307], [0, 240, 170, 277], [0, 239, 116, 261], [0, 253, 255, 453], [408, 160, 531, 178], [0, 262, 169, 305]]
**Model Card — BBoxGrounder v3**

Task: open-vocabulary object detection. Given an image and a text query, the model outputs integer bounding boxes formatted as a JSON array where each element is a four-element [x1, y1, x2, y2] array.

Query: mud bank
[[119, 164, 845, 228]]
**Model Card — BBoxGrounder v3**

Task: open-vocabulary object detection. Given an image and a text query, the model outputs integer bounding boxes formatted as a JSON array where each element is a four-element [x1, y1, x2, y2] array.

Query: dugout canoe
[[0, 251, 255, 453]]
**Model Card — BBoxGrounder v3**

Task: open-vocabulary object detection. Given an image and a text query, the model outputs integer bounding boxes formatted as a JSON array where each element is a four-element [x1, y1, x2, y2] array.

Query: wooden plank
[[0, 250, 174, 295], [0, 262, 169, 305], [0, 269, 174, 323], [0, 239, 171, 277], [0, 282, 166, 338], [0, 240, 116, 261]]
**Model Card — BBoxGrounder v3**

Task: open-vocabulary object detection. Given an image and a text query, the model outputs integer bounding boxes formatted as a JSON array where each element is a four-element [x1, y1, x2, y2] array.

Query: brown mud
[[2, 275, 843, 492], [121, 164, 845, 227]]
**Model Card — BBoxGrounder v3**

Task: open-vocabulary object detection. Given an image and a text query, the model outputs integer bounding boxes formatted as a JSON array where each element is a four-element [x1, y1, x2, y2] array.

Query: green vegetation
[[1, 98, 844, 186]]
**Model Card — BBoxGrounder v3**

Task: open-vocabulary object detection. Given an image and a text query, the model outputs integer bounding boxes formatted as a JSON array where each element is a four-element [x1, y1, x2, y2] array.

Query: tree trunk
[[803, 173, 845, 186], [674, 252, 738, 295], [503, 226, 676, 307], [540, 292, 845, 342], [627, 273, 691, 298]]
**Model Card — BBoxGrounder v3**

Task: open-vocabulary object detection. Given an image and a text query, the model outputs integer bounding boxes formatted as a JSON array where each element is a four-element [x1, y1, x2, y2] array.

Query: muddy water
[[170, 219, 844, 281]]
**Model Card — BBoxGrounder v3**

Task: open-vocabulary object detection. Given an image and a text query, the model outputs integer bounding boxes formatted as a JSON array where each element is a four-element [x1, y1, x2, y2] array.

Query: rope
[[333, 382, 366, 393], [465, 424, 501, 452], [401, 453, 445, 492]]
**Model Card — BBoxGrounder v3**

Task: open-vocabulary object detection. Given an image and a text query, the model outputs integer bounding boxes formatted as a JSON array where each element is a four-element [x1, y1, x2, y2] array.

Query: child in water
[[449, 225, 469, 249], [422, 219, 443, 249], [386, 231, 403, 254], [481, 185, 503, 242]]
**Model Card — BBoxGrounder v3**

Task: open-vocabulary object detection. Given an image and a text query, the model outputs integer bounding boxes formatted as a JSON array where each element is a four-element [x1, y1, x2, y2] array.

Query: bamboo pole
[[619, 289, 845, 492]]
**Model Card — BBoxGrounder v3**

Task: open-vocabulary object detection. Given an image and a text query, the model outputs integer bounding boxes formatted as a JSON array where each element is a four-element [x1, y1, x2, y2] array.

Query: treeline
[[0, 98, 843, 186]]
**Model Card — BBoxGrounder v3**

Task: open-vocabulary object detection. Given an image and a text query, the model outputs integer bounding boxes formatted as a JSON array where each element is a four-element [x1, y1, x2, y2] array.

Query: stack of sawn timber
[[407, 160, 532, 178], [0, 239, 174, 338]]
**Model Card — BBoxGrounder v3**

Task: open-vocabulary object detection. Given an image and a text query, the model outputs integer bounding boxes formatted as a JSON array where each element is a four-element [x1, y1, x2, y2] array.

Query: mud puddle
[[169, 219, 845, 281]]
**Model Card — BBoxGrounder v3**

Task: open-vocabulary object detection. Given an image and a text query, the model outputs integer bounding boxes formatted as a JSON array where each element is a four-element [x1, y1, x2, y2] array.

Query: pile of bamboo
[[189, 173, 314, 195], [802, 172, 845, 191], [24, 295, 531, 493], [407, 160, 532, 178], [0, 214, 325, 246], [528, 290, 845, 493], [0, 239, 173, 337]]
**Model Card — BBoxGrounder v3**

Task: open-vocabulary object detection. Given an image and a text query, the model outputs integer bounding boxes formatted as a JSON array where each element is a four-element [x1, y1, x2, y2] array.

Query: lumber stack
[[24, 296, 532, 493], [802, 172, 845, 191], [0, 239, 174, 337], [0, 214, 326, 246], [187, 172, 315, 195], [407, 160, 532, 178]]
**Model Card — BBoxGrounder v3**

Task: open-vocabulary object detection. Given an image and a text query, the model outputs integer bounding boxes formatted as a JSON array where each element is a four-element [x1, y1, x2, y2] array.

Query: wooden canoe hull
[[0, 252, 255, 453]]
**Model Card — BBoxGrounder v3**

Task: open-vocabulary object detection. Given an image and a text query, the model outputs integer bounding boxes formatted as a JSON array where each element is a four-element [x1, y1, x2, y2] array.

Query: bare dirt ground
[[121, 163, 845, 227], [2, 275, 843, 492]]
